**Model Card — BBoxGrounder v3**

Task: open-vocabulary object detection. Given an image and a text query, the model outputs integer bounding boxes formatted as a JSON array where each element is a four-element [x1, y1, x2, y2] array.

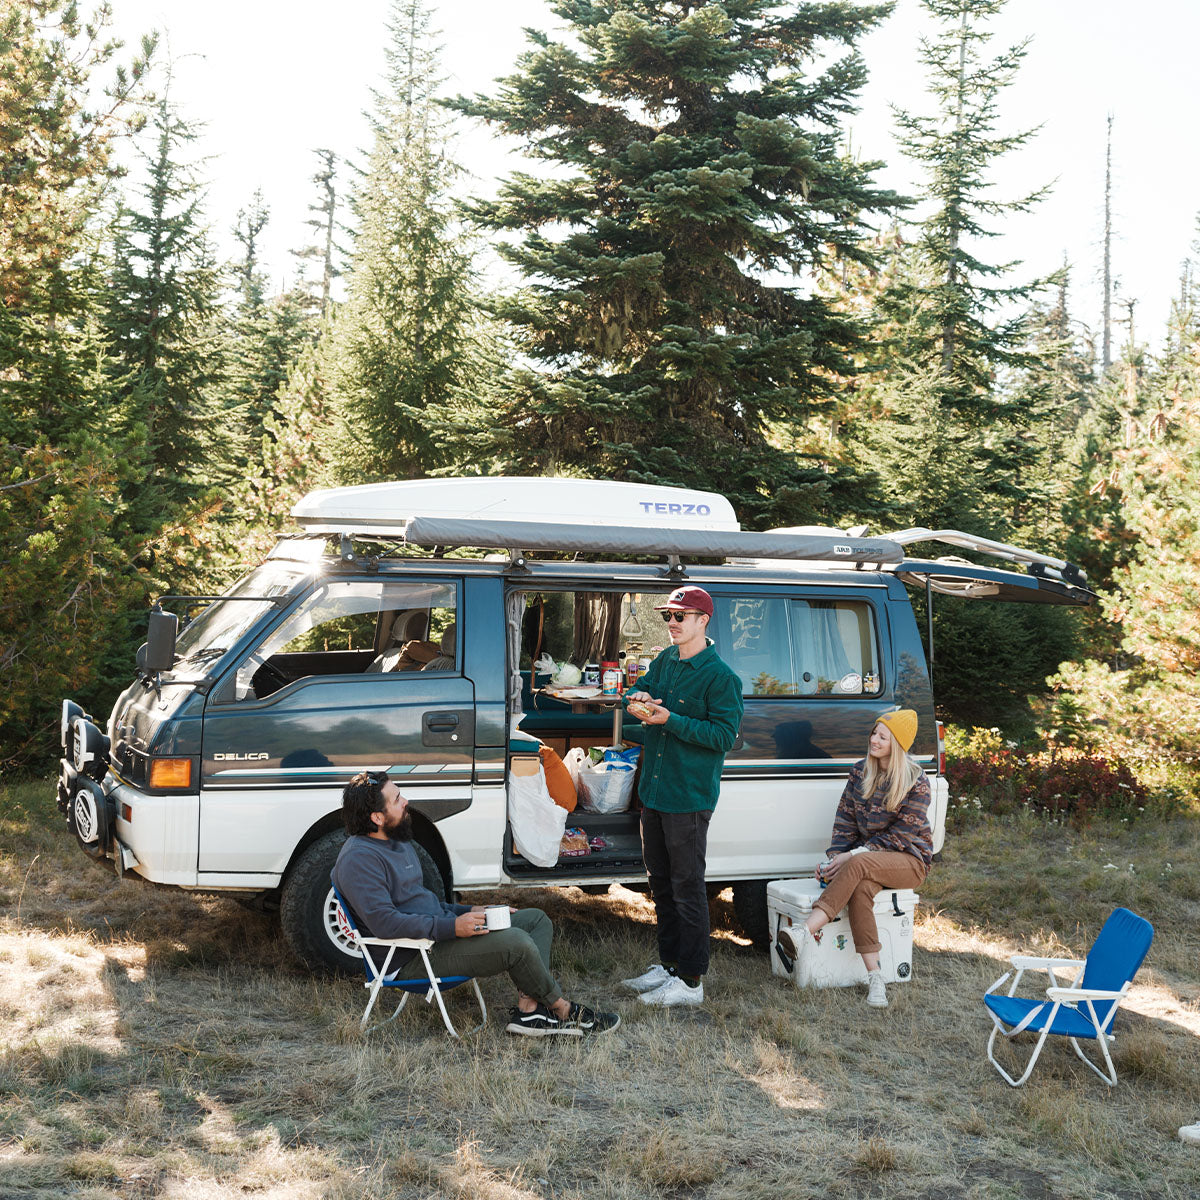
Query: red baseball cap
[[654, 586, 714, 617]]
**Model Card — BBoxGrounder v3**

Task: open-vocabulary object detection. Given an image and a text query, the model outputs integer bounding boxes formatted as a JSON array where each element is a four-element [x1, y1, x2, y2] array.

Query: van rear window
[[711, 597, 881, 698]]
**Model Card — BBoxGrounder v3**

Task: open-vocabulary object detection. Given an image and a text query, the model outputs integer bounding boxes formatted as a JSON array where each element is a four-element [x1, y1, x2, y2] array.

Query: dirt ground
[[2, 778, 1198, 1199]]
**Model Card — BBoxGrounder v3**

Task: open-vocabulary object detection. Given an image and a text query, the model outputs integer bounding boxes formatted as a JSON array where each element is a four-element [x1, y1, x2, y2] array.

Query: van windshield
[[174, 563, 306, 665]]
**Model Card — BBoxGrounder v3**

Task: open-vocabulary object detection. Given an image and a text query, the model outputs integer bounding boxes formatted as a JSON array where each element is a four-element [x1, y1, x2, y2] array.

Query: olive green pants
[[424, 908, 563, 1006]]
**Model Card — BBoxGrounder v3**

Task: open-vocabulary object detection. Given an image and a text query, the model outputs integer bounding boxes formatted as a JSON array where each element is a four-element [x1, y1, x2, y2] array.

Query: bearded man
[[330, 770, 618, 1037]]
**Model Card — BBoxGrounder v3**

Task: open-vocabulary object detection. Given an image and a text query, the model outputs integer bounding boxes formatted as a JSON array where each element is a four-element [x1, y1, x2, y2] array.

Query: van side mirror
[[138, 609, 178, 673]]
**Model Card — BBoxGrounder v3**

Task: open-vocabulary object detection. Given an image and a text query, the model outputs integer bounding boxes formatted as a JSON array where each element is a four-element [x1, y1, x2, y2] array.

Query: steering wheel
[[247, 654, 289, 695]]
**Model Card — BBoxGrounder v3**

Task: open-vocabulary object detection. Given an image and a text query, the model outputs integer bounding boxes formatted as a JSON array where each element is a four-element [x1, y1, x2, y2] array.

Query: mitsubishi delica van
[[57, 478, 1094, 971]]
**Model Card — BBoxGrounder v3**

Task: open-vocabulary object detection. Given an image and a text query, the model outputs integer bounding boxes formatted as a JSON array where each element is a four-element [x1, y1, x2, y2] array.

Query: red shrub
[[946, 746, 1148, 824]]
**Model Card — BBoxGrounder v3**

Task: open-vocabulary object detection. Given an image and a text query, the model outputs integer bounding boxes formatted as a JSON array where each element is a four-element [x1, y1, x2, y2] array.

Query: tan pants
[[813, 851, 926, 955]]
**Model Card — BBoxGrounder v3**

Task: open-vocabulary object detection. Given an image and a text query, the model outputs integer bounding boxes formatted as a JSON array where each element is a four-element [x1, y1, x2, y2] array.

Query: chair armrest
[[1011, 956, 1085, 971], [358, 935, 435, 950], [1045, 985, 1126, 1003]]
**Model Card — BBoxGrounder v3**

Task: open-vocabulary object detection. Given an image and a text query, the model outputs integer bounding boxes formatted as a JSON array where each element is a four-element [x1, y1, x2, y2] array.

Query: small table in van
[[536, 686, 626, 745]]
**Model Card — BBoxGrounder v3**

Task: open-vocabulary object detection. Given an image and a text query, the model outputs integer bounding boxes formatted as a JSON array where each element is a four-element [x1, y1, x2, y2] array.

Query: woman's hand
[[820, 852, 854, 880]]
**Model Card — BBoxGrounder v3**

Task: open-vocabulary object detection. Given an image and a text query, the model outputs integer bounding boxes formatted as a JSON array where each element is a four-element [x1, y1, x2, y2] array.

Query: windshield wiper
[[176, 646, 229, 665]]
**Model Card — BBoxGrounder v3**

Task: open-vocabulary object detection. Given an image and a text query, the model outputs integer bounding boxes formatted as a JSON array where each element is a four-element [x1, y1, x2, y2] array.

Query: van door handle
[[422, 709, 474, 747]]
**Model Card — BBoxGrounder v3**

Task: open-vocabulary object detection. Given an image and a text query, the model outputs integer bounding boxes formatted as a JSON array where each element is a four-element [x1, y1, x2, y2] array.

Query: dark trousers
[[640, 806, 713, 977]]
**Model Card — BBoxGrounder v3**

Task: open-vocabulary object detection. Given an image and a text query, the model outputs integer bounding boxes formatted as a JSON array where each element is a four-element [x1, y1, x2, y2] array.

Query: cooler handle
[[891, 891, 902, 917]]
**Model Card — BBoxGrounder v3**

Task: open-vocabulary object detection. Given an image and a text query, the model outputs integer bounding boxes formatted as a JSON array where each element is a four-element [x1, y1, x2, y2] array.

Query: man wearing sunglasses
[[619, 586, 744, 1007]]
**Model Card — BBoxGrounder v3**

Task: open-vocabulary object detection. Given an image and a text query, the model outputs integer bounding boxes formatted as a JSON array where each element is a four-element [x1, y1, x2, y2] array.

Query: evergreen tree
[[233, 188, 270, 311], [891, 0, 1049, 406], [1002, 270, 1096, 546], [835, 0, 1078, 731], [451, 0, 900, 526], [334, 0, 491, 481], [227, 193, 318, 475], [239, 335, 341, 563], [1049, 285, 1200, 761], [292, 149, 343, 318], [105, 87, 231, 520], [849, 0, 1054, 536], [0, 0, 154, 765]]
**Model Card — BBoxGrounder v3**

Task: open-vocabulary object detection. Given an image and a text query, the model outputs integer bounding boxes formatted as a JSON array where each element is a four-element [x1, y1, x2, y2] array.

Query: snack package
[[559, 827, 591, 857]]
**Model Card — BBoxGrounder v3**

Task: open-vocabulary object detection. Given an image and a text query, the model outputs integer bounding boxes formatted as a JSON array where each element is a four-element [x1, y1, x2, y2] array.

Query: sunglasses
[[660, 610, 702, 623]]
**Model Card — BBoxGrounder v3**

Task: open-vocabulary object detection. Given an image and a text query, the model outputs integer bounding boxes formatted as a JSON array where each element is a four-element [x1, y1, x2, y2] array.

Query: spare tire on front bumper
[[59, 759, 114, 860]]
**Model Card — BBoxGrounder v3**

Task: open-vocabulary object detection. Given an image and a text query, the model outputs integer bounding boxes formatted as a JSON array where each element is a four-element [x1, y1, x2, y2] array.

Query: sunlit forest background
[[3, 0, 1197, 790]]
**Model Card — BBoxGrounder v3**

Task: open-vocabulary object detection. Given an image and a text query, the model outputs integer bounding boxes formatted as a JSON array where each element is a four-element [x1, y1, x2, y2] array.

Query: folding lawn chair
[[983, 907, 1153, 1087], [331, 885, 487, 1037]]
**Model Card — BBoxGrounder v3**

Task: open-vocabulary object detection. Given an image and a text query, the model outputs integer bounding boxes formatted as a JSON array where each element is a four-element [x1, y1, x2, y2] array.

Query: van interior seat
[[422, 623, 457, 671], [367, 611, 437, 674]]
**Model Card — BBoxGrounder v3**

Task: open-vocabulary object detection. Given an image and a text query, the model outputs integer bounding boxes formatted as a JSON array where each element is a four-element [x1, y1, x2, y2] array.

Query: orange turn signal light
[[149, 757, 192, 789]]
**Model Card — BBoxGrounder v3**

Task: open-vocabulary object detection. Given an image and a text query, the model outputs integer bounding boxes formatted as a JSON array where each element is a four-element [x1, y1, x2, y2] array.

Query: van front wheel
[[280, 829, 446, 974], [732, 880, 770, 949]]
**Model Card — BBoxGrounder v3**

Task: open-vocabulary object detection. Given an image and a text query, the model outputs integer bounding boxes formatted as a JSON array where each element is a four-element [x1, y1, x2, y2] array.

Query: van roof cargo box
[[290, 477, 1096, 607]]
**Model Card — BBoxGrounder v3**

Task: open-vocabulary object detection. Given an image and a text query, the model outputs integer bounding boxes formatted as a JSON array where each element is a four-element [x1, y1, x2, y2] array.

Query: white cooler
[[767, 877, 918, 988]]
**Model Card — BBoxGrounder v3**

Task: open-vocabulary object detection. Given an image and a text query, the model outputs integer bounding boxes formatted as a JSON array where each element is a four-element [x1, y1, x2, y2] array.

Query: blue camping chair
[[331, 885, 487, 1037], [984, 907, 1153, 1087]]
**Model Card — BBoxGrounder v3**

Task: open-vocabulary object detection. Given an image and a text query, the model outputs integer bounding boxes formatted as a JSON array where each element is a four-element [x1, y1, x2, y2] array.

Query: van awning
[[890, 559, 1096, 606], [402, 516, 904, 564]]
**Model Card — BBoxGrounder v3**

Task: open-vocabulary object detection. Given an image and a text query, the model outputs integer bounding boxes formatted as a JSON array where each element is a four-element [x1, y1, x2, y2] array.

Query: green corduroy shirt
[[622, 640, 744, 813]]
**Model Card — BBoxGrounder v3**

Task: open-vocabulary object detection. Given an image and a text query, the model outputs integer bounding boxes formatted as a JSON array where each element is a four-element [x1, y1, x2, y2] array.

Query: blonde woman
[[802, 709, 932, 1009]]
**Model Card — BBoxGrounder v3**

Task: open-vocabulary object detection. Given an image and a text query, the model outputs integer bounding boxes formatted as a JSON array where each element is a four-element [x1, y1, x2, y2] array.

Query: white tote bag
[[508, 765, 568, 868]]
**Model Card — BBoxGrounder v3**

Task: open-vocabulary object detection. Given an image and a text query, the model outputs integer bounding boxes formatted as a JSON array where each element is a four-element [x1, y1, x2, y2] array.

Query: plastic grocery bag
[[563, 747, 590, 789], [508, 765, 568, 868], [534, 653, 582, 688], [577, 758, 636, 814]]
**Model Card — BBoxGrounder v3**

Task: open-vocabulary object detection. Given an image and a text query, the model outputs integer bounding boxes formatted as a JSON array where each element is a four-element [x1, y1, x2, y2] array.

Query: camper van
[[57, 477, 1093, 971]]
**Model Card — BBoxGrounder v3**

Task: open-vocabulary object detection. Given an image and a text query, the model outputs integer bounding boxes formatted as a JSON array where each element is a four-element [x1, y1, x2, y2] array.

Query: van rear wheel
[[732, 880, 770, 949], [280, 829, 446, 974]]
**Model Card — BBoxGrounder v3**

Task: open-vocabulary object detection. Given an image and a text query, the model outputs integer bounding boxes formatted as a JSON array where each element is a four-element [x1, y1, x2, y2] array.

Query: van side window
[[711, 597, 881, 697], [789, 600, 880, 695], [230, 580, 458, 701]]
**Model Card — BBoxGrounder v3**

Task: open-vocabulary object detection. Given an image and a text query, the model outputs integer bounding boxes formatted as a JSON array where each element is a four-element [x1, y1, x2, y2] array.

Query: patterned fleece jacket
[[826, 760, 933, 867]]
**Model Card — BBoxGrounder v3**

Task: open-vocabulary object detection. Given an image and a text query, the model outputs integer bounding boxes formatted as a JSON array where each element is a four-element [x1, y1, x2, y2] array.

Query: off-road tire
[[279, 829, 446, 974], [731, 879, 770, 949]]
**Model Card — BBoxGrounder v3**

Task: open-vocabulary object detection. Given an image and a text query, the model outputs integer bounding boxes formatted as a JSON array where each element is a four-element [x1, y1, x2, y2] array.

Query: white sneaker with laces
[[866, 970, 888, 1008], [622, 963, 673, 993], [639, 975, 704, 1007]]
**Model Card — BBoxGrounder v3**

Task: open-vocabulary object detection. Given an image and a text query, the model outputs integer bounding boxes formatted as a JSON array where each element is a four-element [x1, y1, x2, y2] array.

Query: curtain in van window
[[810, 603, 854, 681], [790, 600, 876, 693], [507, 589, 525, 720], [573, 593, 621, 663]]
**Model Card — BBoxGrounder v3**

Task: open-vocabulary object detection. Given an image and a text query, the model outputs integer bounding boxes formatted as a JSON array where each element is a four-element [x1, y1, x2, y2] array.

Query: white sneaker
[[639, 976, 704, 1007], [866, 970, 888, 1008], [622, 964, 673, 993], [1180, 1122, 1200, 1146]]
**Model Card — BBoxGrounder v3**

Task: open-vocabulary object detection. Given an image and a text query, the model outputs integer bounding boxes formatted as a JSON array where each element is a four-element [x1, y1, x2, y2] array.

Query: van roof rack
[[881, 528, 1087, 587]]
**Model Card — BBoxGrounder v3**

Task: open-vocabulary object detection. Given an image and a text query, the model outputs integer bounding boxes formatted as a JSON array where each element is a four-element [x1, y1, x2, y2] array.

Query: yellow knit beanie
[[876, 708, 918, 753]]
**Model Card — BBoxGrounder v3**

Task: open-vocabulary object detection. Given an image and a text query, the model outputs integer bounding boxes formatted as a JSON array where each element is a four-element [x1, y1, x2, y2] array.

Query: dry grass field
[[2, 777, 1198, 1199]]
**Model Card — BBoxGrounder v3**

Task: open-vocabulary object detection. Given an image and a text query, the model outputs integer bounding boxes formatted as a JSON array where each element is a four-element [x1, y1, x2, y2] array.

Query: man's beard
[[382, 811, 414, 841]]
